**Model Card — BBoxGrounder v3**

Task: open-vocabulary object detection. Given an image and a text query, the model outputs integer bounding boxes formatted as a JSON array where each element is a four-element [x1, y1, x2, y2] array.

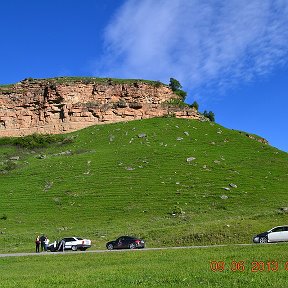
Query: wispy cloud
[[95, 0, 288, 98]]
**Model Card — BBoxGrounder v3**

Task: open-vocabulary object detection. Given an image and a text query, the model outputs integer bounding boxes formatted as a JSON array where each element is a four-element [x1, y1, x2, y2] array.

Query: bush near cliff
[[169, 78, 187, 101], [0, 134, 74, 149]]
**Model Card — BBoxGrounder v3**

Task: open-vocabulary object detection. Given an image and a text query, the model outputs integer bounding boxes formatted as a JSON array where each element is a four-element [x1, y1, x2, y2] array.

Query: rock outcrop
[[0, 77, 203, 137]]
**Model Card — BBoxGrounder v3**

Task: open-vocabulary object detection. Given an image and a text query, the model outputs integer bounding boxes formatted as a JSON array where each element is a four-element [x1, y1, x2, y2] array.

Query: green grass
[[45, 76, 163, 85], [0, 118, 287, 253], [1, 245, 288, 287], [0, 77, 165, 88]]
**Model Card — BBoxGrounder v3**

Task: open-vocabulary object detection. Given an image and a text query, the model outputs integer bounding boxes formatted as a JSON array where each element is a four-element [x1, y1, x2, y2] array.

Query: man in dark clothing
[[40, 234, 46, 252], [35, 236, 40, 253]]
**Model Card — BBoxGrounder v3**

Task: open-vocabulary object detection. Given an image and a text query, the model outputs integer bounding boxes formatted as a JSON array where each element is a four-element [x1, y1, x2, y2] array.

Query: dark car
[[106, 236, 145, 250], [253, 226, 288, 243]]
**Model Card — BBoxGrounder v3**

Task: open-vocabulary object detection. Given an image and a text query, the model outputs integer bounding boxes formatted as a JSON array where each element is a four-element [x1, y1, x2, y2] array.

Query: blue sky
[[1, 0, 287, 152]]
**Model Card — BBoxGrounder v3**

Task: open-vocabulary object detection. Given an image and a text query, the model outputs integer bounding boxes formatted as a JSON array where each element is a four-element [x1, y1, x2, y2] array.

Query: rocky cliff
[[0, 77, 203, 137]]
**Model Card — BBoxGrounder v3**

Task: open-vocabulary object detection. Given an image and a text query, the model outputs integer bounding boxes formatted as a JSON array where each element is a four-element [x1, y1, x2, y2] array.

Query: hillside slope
[[0, 117, 287, 252]]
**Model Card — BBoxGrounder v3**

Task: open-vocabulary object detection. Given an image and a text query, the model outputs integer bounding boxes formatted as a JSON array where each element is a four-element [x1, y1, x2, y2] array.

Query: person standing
[[44, 237, 50, 251], [40, 234, 46, 252], [35, 236, 40, 253]]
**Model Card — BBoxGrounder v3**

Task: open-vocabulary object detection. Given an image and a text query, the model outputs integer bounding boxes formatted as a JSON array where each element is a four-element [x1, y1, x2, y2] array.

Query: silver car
[[47, 237, 91, 252], [253, 226, 288, 243]]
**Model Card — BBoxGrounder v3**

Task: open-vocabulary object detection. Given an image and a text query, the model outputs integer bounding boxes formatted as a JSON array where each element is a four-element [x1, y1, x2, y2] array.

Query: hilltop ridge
[[0, 77, 203, 137]]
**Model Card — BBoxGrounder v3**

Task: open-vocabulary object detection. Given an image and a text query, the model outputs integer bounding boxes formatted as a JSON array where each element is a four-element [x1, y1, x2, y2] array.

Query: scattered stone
[[125, 167, 135, 171], [36, 154, 46, 159], [186, 157, 196, 162], [109, 135, 115, 142], [44, 181, 53, 192], [184, 131, 189, 136], [177, 137, 183, 141], [280, 207, 288, 213], [9, 156, 20, 161], [214, 160, 221, 164], [55, 150, 72, 156], [138, 133, 146, 138], [220, 195, 228, 200], [223, 187, 230, 191], [229, 183, 237, 188], [211, 142, 215, 145]]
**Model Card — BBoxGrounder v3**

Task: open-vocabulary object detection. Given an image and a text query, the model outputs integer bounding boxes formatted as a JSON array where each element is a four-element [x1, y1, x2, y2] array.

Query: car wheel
[[259, 237, 268, 243], [107, 244, 114, 250], [71, 245, 78, 251], [129, 243, 136, 249]]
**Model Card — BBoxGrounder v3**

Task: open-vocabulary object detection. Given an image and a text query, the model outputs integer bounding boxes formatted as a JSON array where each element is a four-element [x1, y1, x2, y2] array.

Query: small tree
[[203, 110, 215, 122], [169, 78, 182, 91], [174, 90, 187, 101], [190, 101, 199, 110], [169, 78, 187, 101]]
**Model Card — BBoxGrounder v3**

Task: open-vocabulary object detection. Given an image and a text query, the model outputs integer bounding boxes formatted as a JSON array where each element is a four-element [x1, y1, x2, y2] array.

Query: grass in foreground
[[1, 245, 288, 287]]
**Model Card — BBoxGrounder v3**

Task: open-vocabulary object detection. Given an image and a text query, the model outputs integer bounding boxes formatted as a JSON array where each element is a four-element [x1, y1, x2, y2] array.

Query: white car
[[253, 226, 288, 243], [48, 237, 91, 252]]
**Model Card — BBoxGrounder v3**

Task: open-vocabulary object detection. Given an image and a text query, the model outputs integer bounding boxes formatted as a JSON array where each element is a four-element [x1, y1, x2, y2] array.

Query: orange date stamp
[[209, 260, 287, 272]]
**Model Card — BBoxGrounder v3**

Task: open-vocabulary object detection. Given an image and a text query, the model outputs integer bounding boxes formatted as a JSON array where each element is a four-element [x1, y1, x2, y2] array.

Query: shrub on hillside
[[164, 98, 189, 107], [174, 90, 187, 101], [203, 110, 215, 122], [153, 80, 162, 88], [169, 78, 187, 101], [129, 102, 143, 109], [169, 78, 182, 91], [190, 101, 199, 110], [12, 134, 64, 148], [116, 100, 127, 108]]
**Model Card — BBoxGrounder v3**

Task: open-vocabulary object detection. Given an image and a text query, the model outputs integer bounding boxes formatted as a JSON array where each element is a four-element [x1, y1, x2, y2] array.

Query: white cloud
[[95, 0, 288, 98]]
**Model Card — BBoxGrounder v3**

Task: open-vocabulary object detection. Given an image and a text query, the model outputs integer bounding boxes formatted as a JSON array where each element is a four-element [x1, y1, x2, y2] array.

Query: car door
[[268, 227, 285, 242], [116, 237, 126, 249], [63, 237, 75, 249], [281, 227, 288, 241], [122, 237, 132, 248]]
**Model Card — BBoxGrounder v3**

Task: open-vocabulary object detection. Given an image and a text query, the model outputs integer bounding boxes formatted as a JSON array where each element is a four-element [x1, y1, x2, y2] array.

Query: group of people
[[35, 234, 49, 253]]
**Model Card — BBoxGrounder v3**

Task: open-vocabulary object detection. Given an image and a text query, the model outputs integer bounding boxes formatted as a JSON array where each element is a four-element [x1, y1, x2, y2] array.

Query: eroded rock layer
[[0, 78, 203, 137]]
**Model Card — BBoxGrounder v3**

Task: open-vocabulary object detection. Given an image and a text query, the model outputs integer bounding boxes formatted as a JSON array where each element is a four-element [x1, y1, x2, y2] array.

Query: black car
[[253, 226, 288, 243], [106, 236, 145, 250]]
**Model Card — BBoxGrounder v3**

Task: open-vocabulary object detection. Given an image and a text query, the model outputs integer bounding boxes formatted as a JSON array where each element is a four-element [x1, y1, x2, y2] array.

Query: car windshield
[[270, 227, 285, 232]]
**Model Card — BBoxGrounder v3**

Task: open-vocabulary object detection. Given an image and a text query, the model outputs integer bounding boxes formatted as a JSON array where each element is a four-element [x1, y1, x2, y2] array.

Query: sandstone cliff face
[[0, 78, 203, 137]]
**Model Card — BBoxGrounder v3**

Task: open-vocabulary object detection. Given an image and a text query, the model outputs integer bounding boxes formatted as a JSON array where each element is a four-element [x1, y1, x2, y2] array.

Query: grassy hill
[[0, 117, 287, 252]]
